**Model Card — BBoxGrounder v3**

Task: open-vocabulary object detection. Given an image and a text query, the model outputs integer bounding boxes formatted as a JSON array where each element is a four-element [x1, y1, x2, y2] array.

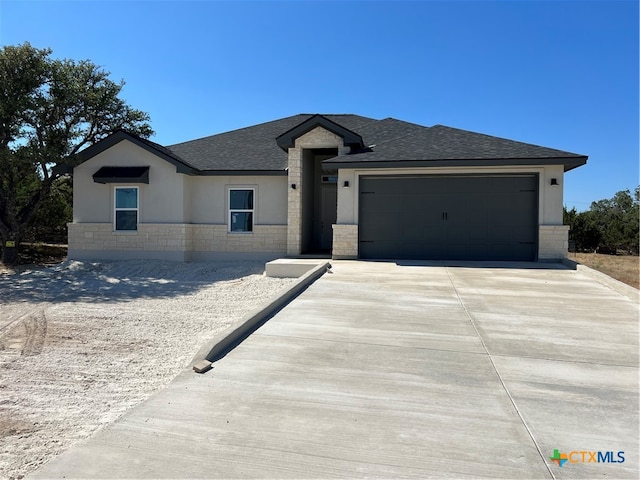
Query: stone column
[[287, 147, 302, 256], [332, 224, 358, 259], [538, 225, 570, 260]]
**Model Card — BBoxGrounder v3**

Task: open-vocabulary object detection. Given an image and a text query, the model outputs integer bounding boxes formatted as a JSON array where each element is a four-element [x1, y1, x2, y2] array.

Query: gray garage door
[[359, 175, 538, 261]]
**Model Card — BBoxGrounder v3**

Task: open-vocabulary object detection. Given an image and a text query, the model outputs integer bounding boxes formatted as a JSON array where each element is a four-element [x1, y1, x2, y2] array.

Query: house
[[69, 114, 587, 262]]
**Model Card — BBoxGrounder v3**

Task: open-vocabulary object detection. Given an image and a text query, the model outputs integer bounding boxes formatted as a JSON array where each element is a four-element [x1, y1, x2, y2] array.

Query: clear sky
[[1, 0, 637, 211]]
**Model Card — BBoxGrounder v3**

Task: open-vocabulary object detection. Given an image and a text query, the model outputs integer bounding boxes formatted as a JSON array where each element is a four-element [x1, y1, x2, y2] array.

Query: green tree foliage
[[26, 176, 72, 243], [565, 187, 640, 254], [0, 43, 153, 264]]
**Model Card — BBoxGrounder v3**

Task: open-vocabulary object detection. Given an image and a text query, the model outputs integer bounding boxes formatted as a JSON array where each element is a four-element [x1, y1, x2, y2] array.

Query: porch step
[[265, 258, 331, 278]]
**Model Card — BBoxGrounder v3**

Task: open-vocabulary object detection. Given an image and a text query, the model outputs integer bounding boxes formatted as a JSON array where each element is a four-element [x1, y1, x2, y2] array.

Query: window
[[114, 187, 138, 231], [229, 189, 254, 232], [321, 175, 338, 184]]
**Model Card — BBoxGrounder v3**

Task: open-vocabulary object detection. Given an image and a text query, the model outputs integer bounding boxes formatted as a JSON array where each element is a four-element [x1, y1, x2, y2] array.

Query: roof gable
[[77, 130, 197, 174], [275, 114, 365, 151]]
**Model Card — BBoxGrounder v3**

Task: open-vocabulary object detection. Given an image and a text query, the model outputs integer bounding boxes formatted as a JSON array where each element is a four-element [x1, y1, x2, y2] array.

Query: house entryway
[[301, 148, 338, 254]]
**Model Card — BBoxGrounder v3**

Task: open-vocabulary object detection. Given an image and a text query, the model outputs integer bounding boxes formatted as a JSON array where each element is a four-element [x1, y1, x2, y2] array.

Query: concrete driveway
[[31, 261, 639, 479]]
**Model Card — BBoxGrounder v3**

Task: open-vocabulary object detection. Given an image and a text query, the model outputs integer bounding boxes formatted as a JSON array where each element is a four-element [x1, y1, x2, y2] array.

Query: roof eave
[[324, 156, 589, 170], [198, 169, 287, 176], [563, 157, 588, 172]]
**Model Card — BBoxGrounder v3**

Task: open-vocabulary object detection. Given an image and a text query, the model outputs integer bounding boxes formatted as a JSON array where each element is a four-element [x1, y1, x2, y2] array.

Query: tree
[[565, 187, 639, 254], [589, 189, 639, 253], [564, 206, 602, 251], [0, 43, 153, 264], [26, 175, 72, 243]]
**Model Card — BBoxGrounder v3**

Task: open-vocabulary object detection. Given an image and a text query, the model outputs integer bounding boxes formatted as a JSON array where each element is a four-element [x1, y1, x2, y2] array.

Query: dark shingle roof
[[350, 117, 429, 150], [166, 114, 377, 172], [337, 124, 586, 161], [78, 115, 587, 174], [325, 122, 588, 172]]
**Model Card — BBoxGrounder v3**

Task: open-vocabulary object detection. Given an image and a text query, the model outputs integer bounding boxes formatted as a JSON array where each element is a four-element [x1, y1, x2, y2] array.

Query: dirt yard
[[0, 260, 294, 480], [570, 252, 639, 289]]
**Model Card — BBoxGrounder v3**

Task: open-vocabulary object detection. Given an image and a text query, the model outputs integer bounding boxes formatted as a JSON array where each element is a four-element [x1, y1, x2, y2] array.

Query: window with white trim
[[114, 187, 138, 231], [229, 188, 254, 233]]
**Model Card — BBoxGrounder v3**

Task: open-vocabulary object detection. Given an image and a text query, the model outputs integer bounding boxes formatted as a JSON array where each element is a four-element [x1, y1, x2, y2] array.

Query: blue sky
[[1, 0, 637, 211]]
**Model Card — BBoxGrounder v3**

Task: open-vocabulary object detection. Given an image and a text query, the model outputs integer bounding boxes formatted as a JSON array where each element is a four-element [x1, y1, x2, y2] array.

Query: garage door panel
[[489, 225, 535, 242], [402, 243, 433, 259], [463, 201, 489, 223], [485, 242, 536, 261], [361, 195, 402, 215], [484, 244, 515, 261], [467, 225, 489, 243], [421, 225, 444, 243], [446, 224, 471, 242], [359, 175, 538, 261]]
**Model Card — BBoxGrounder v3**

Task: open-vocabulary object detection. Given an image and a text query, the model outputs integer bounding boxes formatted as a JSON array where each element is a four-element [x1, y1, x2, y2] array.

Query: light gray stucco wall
[[73, 140, 186, 224], [540, 164, 564, 225], [186, 175, 287, 225], [69, 139, 289, 261]]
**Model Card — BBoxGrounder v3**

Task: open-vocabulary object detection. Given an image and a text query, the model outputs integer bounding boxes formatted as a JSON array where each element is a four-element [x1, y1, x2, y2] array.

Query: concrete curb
[[563, 257, 639, 302], [191, 261, 331, 372]]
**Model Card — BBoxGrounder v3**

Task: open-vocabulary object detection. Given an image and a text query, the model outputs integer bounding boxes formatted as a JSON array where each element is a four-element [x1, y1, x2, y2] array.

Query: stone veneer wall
[[538, 225, 569, 260], [332, 224, 358, 259], [68, 223, 287, 260], [69, 223, 570, 262], [189, 225, 287, 253], [286, 126, 349, 256], [286, 146, 302, 256]]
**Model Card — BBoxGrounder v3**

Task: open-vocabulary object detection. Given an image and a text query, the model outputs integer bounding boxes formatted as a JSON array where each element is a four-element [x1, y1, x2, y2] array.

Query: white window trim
[[114, 186, 139, 232], [227, 187, 255, 234]]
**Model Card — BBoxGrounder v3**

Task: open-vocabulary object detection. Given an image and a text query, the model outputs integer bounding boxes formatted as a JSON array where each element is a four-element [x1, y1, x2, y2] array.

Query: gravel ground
[[0, 260, 294, 480]]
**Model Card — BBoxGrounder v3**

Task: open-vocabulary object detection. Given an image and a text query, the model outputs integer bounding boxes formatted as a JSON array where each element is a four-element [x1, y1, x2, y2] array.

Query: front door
[[301, 150, 339, 254], [319, 183, 337, 250]]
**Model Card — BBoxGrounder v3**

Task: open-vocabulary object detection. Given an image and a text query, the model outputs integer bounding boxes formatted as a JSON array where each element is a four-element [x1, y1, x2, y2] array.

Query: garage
[[358, 175, 538, 261]]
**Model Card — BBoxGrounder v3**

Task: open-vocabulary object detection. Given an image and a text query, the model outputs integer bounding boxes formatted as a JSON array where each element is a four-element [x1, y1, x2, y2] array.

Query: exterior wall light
[[291, 183, 296, 189], [550, 178, 558, 186], [343, 181, 350, 188]]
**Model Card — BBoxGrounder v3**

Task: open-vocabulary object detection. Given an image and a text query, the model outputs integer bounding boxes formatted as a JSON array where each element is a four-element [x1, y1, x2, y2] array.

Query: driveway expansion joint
[[445, 267, 557, 480]]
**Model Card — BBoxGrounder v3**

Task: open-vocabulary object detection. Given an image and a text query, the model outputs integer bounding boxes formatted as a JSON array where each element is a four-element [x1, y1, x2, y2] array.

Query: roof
[[165, 114, 376, 173], [326, 123, 588, 172], [77, 114, 587, 174]]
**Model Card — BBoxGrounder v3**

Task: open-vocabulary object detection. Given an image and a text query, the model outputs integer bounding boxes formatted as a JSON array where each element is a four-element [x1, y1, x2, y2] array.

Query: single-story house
[[69, 114, 587, 262]]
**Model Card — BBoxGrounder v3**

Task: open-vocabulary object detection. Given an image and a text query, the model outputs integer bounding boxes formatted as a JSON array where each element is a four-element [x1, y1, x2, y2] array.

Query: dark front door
[[319, 183, 337, 250], [302, 150, 338, 254]]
